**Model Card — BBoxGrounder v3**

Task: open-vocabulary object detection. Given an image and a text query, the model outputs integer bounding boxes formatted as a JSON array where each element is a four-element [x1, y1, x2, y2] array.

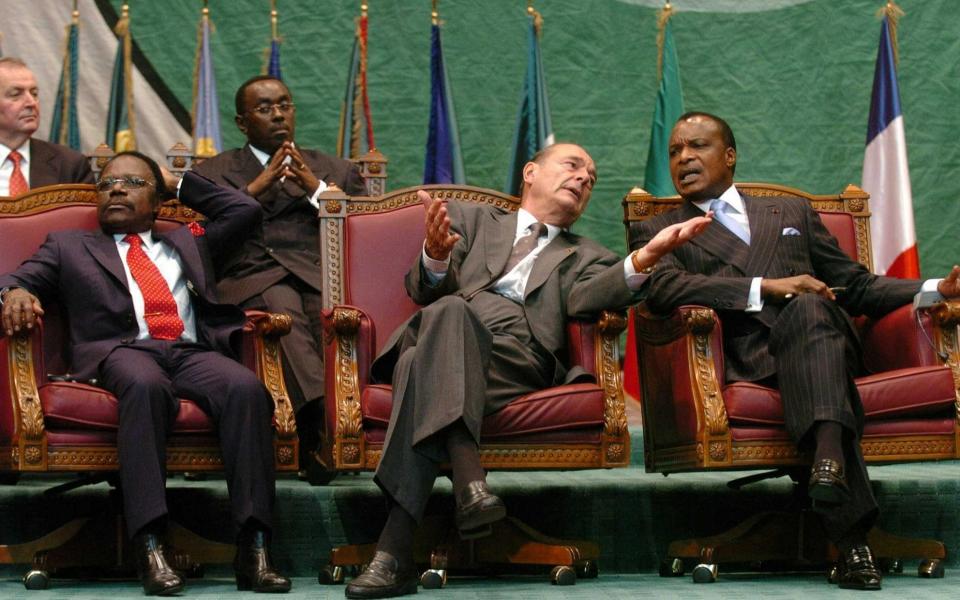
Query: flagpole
[[656, 2, 674, 81], [877, 1, 904, 66]]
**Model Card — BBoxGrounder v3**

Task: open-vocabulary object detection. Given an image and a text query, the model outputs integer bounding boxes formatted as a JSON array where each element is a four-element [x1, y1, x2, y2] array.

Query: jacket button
[[266, 247, 274, 253], [120, 337, 133, 344], [314, 259, 321, 266]]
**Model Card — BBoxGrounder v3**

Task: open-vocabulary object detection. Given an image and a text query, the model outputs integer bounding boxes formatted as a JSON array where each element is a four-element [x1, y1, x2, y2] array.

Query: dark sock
[[134, 516, 167, 540], [445, 420, 485, 499], [237, 518, 270, 545], [376, 502, 416, 570], [813, 420, 844, 465], [835, 523, 869, 555]]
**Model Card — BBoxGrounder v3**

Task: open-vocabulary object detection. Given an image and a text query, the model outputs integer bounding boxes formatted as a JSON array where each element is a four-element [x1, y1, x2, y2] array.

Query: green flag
[[106, 5, 136, 151], [643, 19, 684, 196]]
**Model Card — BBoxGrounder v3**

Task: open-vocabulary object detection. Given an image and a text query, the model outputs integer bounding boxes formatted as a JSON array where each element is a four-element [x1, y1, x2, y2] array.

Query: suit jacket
[[0, 172, 261, 381], [376, 200, 640, 386], [28, 138, 95, 187], [193, 145, 366, 304], [629, 191, 921, 382]]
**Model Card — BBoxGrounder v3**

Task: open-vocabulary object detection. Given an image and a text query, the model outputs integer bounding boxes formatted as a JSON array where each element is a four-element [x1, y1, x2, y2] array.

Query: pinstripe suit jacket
[[628, 191, 921, 382]]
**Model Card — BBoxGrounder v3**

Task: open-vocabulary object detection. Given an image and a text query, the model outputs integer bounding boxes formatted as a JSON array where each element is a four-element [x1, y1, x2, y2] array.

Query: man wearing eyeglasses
[[193, 76, 366, 477], [0, 151, 291, 595], [0, 57, 94, 196]]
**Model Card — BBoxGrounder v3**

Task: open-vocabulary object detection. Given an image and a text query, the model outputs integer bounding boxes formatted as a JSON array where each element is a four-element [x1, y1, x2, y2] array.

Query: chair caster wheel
[[827, 564, 840, 584], [575, 559, 598, 579], [919, 558, 945, 578], [421, 568, 447, 589], [550, 565, 576, 585], [659, 558, 684, 577], [318, 564, 344, 584], [878, 558, 903, 574], [23, 569, 49, 590], [692, 563, 718, 583]]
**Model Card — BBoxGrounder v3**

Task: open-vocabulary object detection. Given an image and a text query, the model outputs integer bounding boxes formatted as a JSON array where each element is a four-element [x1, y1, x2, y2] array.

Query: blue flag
[[50, 15, 81, 150], [505, 10, 553, 196], [193, 9, 223, 158], [268, 39, 282, 80], [423, 23, 464, 184]]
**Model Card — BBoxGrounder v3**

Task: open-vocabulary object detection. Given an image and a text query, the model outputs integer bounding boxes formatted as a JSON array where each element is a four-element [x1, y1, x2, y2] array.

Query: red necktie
[[123, 234, 184, 341], [7, 150, 28, 197]]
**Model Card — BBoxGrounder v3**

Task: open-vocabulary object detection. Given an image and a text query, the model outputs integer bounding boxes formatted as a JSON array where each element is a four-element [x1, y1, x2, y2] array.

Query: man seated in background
[[345, 142, 712, 599], [0, 57, 93, 195], [0, 152, 289, 596], [629, 111, 960, 591], [193, 75, 367, 474]]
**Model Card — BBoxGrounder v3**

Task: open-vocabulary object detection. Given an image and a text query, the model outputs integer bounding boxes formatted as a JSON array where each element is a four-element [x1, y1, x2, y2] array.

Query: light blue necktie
[[710, 198, 750, 244]]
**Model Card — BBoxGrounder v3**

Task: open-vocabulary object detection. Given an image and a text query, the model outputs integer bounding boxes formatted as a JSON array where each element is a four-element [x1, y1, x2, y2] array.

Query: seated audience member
[[344, 142, 712, 599], [0, 152, 290, 596], [629, 111, 960, 591], [0, 57, 93, 195], [193, 75, 366, 472]]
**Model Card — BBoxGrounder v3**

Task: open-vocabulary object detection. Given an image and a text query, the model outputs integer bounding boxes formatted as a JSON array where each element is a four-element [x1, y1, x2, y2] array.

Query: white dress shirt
[[115, 230, 198, 343], [0, 141, 30, 196]]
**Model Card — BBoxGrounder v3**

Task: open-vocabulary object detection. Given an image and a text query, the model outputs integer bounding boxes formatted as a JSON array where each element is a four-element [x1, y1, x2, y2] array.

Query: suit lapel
[[484, 210, 517, 278], [28, 140, 58, 188], [524, 233, 576, 299], [83, 233, 129, 289], [157, 229, 207, 296], [683, 200, 751, 274], [225, 146, 266, 191], [742, 193, 783, 276]]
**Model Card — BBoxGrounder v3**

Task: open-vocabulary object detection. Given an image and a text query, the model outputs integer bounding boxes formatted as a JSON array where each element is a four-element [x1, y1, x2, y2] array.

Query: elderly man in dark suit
[[629, 111, 960, 590], [345, 142, 714, 599], [0, 152, 290, 596], [193, 75, 366, 472], [0, 57, 93, 195]]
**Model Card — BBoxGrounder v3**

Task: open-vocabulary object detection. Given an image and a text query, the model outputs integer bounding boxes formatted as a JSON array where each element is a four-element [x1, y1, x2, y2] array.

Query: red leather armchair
[[0, 184, 297, 585], [316, 184, 629, 586], [623, 183, 956, 581]]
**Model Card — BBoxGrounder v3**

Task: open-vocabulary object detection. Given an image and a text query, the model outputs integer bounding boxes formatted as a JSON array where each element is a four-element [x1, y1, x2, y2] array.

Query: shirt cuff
[[175, 175, 184, 198], [623, 256, 649, 290], [306, 180, 329, 210], [422, 244, 450, 285], [746, 277, 764, 312]]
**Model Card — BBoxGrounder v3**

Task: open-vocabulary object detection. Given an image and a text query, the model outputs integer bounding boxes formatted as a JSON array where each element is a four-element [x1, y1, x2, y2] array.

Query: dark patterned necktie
[[8, 150, 28, 196], [501, 222, 548, 275], [124, 234, 184, 340]]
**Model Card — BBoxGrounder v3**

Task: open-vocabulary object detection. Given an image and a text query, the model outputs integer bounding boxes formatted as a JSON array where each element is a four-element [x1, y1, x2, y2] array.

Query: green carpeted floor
[[0, 429, 956, 595]]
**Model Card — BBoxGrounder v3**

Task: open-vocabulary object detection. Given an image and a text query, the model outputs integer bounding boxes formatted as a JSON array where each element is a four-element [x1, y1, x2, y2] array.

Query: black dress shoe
[[455, 480, 506, 537], [133, 533, 185, 596], [836, 544, 882, 590], [234, 531, 292, 593], [344, 551, 417, 599], [808, 458, 850, 505]]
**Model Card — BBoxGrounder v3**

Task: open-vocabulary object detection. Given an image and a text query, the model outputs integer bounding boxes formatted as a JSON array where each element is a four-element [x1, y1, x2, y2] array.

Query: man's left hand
[[937, 265, 960, 298], [283, 145, 322, 196]]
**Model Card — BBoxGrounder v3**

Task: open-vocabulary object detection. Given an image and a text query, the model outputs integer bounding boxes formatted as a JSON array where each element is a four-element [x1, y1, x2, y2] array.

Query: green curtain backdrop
[[114, 0, 960, 276]]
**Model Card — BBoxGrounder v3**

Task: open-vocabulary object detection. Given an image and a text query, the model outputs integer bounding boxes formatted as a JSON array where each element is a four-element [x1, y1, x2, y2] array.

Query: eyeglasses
[[96, 176, 154, 192], [247, 101, 296, 115]]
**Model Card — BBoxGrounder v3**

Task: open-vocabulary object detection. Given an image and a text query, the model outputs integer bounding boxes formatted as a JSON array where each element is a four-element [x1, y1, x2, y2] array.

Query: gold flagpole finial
[[431, 0, 439, 25], [361, 1, 368, 17], [877, 1, 904, 67], [655, 1, 675, 81], [270, 0, 279, 40], [121, 3, 129, 18], [71, 0, 79, 20]]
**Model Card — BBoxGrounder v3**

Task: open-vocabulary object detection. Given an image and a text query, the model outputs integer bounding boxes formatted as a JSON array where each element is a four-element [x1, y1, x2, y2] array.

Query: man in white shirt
[[629, 111, 960, 591], [0, 57, 93, 196], [345, 142, 712, 599], [0, 152, 289, 595]]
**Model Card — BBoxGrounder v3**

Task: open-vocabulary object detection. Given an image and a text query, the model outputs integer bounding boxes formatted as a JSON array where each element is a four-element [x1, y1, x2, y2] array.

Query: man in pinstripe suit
[[629, 112, 960, 590]]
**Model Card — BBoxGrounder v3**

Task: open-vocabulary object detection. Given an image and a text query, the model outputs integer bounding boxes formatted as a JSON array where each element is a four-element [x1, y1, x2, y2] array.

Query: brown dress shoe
[[345, 551, 418, 599], [133, 533, 185, 596], [454, 480, 506, 537], [836, 544, 882, 590], [234, 531, 292, 593], [808, 458, 850, 505]]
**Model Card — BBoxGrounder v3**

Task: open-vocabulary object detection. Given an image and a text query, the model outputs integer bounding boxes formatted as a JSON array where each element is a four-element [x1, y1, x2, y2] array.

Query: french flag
[[861, 16, 920, 278]]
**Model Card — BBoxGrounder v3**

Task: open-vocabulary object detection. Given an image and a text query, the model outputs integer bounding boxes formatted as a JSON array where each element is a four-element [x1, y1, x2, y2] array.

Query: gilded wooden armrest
[[321, 306, 368, 470], [242, 311, 295, 440], [1, 322, 48, 470], [593, 310, 629, 467], [925, 301, 960, 425]]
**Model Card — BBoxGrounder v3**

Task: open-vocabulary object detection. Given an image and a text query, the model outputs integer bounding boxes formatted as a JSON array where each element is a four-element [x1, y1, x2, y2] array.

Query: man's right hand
[[761, 275, 835, 303], [420, 189, 460, 261], [1, 288, 44, 336], [245, 144, 291, 197]]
